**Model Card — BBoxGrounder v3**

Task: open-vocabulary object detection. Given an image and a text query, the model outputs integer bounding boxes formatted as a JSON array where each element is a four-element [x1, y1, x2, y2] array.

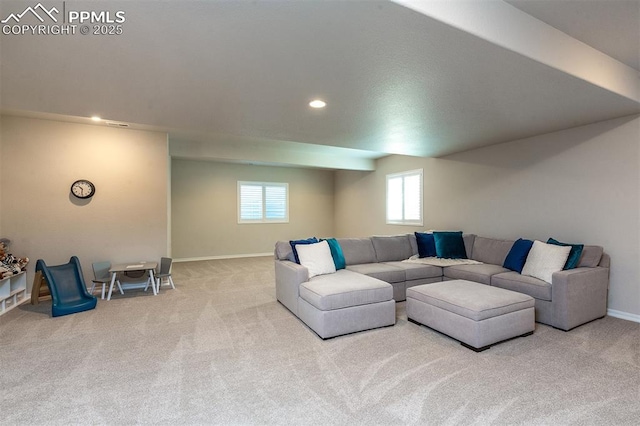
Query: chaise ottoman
[[297, 269, 396, 339], [407, 279, 534, 351]]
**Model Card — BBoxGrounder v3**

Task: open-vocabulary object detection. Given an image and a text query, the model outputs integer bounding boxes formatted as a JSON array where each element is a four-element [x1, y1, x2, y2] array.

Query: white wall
[[335, 115, 640, 317], [0, 116, 169, 289], [171, 159, 335, 259]]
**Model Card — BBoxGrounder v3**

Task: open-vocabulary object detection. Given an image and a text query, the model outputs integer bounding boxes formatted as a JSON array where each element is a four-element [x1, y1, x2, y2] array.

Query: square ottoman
[[407, 279, 534, 351]]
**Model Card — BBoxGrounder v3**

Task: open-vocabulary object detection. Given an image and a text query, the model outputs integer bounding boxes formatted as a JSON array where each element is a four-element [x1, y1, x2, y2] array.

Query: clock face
[[71, 179, 95, 199]]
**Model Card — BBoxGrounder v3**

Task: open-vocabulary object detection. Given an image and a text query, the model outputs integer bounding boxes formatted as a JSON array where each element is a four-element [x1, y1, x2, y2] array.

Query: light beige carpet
[[1, 256, 638, 425]]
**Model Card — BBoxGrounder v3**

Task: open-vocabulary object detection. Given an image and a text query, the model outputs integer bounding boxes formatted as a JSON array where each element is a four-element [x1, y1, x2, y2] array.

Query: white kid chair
[[155, 257, 175, 291], [91, 261, 123, 300]]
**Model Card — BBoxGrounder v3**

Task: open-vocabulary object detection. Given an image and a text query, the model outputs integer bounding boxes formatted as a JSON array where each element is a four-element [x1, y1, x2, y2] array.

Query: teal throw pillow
[[547, 238, 584, 269], [433, 231, 467, 259], [323, 238, 346, 270]]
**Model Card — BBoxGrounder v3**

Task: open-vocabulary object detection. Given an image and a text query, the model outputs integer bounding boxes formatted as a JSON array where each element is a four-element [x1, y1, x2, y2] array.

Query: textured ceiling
[[1, 0, 638, 170]]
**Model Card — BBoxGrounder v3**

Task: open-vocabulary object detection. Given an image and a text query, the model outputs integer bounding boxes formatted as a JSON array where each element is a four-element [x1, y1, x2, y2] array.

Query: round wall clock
[[70, 179, 96, 199]]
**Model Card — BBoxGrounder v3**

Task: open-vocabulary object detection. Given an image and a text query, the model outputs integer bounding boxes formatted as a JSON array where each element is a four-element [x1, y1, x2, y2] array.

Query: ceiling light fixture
[[91, 116, 101, 122], [309, 99, 326, 109]]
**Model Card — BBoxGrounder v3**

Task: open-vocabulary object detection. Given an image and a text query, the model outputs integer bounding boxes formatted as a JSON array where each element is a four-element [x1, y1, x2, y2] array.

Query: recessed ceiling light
[[91, 116, 101, 122], [309, 100, 326, 108]]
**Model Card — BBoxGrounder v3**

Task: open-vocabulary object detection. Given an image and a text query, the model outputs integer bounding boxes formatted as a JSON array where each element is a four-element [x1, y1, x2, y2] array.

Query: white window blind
[[386, 169, 423, 225], [238, 182, 289, 223]]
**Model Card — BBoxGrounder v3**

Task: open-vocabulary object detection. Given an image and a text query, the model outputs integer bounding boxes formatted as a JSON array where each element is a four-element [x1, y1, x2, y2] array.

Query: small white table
[[107, 262, 158, 300]]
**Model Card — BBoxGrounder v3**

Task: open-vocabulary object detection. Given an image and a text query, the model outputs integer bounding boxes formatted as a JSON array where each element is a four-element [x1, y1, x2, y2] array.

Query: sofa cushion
[[433, 231, 467, 259], [547, 238, 584, 270], [415, 232, 437, 258], [521, 241, 571, 284], [462, 234, 476, 259], [503, 238, 534, 273], [296, 240, 336, 278], [578, 245, 604, 268], [443, 264, 510, 285], [491, 271, 552, 301], [383, 261, 442, 280], [299, 269, 393, 311], [408, 233, 419, 256], [471, 236, 515, 265], [336, 238, 377, 265], [371, 235, 414, 262], [275, 241, 294, 261], [346, 263, 405, 283]]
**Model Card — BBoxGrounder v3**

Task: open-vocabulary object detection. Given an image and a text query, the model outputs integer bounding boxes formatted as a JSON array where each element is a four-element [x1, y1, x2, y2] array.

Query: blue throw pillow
[[503, 238, 534, 273], [547, 238, 584, 269], [433, 231, 467, 259], [323, 238, 346, 270], [415, 232, 436, 258], [290, 237, 319, 264]]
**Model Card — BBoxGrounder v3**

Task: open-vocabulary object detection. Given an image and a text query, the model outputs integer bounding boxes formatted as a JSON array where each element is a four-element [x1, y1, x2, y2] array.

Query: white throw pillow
[[521, 240, 571, 284], [296, 240, 336, 278]]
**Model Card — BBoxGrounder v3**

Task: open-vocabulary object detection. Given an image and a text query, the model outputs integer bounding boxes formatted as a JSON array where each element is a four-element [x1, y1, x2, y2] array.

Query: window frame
[[237, 181, 289, 224], [385, 168, 423, 226]]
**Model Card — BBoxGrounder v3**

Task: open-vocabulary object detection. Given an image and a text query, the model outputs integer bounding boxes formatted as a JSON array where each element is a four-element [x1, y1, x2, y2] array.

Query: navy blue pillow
[[547, 238, 584, 270], [503, 238, 534, 273], [415, 232, 436, 258], [289, 237, 319, 264], [433, 231, 467, 259]]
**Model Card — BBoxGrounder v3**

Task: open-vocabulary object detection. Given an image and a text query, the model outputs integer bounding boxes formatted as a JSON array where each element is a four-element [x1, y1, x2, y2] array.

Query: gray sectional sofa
[[274, 234, 609, 338]]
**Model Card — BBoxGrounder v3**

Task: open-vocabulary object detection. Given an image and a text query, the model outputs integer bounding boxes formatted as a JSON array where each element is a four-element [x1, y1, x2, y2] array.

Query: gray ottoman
[[407, 279, 535, 351]]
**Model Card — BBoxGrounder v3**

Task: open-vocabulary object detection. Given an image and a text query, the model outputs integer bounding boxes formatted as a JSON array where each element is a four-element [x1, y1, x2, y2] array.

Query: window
[[386, 169, 423, 225], [238, 181, 289, 223]]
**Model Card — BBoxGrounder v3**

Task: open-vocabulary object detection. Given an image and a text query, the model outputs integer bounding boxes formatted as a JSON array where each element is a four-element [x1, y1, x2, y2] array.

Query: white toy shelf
[[0, 271, 27, 316]]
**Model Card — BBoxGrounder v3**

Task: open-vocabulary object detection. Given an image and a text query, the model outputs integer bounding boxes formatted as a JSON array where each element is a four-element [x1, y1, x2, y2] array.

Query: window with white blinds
[[238, 181, 289, 223], [386, 169, 423, 225]]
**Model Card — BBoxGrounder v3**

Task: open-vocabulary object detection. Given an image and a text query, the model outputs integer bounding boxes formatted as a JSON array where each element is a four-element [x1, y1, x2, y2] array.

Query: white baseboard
[[607, 309, 640, 324], [174, 253, 273, 263]]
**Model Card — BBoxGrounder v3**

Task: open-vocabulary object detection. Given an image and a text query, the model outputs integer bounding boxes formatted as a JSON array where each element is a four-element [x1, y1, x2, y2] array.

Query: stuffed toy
[[0, 238, 29, 279]]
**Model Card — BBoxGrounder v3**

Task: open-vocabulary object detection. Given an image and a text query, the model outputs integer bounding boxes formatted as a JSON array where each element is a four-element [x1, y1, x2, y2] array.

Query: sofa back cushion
[[407, 233, 419, 256], [462, 234, 476, 259], [471, 237, 515, 265], [275, 241, 295, 261], [578, 245, 604, 268], [371, 235, 414, 262], [336, 238, 377, 265]]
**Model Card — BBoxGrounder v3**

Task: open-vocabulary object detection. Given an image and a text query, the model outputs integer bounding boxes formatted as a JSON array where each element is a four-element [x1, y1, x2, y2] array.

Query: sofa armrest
[[275, 260, 309, 316], [551, 267, 609, 330]]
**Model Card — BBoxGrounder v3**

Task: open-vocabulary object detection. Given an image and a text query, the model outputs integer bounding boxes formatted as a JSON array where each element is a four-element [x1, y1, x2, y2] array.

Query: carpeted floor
[[1, 256, 638, 425]]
